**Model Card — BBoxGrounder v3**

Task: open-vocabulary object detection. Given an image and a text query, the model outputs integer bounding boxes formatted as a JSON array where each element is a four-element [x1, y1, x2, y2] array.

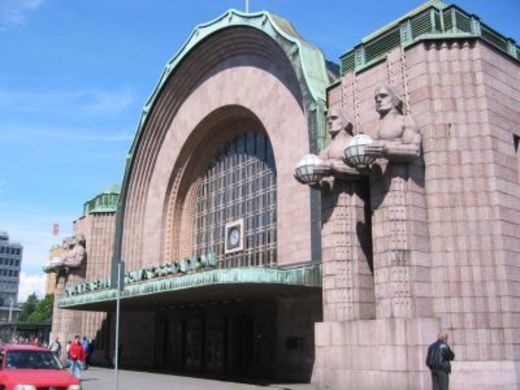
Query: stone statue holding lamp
[[364, 85, 421, 162], [295, 85, 421, 186], [294, 107, 361, 186], [43, 234, 87, 274]]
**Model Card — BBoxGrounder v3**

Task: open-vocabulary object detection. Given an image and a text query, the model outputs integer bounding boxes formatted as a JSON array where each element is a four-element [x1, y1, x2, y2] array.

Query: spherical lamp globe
[[343, 134, 376, 168], [294, 154, 325, 186]]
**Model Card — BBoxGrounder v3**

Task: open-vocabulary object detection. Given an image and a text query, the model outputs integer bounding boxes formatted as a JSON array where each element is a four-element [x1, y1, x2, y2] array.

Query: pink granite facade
[[54, 12, 326, 380], [314, 39, 520, 389], [50, 211, 116, 361], [50, 5, 520, 389], [120, 28, 315, 272]]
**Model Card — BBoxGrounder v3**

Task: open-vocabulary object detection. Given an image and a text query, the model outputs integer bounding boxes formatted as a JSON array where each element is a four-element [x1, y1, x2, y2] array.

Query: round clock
[[228, 227, 240, 247]]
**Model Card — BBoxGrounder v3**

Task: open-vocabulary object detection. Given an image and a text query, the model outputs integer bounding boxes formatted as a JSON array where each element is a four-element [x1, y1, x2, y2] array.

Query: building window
[[192, 131, 277, 268]]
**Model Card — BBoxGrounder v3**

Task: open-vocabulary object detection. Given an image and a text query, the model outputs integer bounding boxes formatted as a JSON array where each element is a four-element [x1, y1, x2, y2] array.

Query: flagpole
[[245, 0, 249, 13]]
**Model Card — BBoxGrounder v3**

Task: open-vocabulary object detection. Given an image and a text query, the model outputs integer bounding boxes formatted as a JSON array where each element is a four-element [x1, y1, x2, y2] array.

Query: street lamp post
[[8, 297, 13, 323], [114, 261, 124, 390]]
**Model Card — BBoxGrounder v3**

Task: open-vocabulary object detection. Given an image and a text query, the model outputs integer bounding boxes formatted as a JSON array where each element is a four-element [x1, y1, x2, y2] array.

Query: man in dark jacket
[[426, 331, 455, 390]]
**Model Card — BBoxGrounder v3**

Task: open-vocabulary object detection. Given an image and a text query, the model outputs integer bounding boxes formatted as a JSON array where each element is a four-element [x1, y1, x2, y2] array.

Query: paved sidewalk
[[80, 367, 316, 390]]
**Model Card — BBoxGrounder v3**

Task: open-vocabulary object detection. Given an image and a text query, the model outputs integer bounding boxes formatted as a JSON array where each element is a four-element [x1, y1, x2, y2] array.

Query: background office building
[[48, 1, 520, 389], [0, 232, 22, 321]]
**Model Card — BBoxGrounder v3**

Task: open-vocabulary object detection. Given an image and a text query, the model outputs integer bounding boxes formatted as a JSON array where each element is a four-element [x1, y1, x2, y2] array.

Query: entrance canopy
[[57, 265, 321, 311]]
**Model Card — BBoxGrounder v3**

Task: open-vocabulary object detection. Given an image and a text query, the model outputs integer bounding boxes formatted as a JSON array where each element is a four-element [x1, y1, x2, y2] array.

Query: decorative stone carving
[[364, 85, 421, 162], [64, 234, 86, 268], [317, 108, 361, 179], [320, 108, 354, 162], [294, 108, 361, 186], [43, 234, 86, 273]]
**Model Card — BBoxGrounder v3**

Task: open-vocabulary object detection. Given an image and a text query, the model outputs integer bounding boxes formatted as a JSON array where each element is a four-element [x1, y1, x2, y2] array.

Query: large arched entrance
[[154, 116, 281, 378], [108, 11, 330, 380], [56, 8, 330, 383]]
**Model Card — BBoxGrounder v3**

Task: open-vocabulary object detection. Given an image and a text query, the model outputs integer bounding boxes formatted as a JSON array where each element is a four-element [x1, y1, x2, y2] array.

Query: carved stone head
[[62, 237, 72, 250], [374, 86, 403, 116], [72, 234, 86, 247], [326, 107, 353, 138]]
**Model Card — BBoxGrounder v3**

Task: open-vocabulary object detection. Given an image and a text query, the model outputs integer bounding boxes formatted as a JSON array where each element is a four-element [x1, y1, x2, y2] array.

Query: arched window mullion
[[193, 131, 277, 268]]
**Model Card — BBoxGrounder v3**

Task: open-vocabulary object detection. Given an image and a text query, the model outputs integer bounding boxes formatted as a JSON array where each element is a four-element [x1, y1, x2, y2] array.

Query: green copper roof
[[101, 184, 121, 195], [57, 265, 321, 309], [82, 184, 121, 216], [109, 9, 330, 284], [127, 8, 329, 159], [340, 1, 520, 75], [362, 0, 448, 43]]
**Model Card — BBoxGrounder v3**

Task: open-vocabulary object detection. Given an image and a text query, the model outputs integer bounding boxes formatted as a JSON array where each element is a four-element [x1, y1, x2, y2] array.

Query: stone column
[[369, 160, 432, 319], [50, 270, 86, 349], [312, 165, 438, 389], [321, 179, 375, 321]]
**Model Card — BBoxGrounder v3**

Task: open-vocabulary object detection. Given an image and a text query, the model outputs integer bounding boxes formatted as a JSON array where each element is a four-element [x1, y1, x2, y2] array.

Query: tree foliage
[[19, 293, 39, 321], [19, 293, 54, 322]]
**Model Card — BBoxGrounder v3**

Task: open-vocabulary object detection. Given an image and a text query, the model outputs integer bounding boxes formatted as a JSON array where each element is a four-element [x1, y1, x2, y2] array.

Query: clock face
[[228, 227, 240, 247], [225, 219, 244, 253]]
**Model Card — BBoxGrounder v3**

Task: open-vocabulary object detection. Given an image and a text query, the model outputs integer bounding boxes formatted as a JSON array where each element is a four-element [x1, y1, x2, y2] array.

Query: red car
[[0, 343, 81, 390]]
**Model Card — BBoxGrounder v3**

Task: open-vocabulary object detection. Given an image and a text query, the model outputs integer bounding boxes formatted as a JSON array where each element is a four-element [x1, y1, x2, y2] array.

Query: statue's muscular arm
[[365, 114, 421, 161]]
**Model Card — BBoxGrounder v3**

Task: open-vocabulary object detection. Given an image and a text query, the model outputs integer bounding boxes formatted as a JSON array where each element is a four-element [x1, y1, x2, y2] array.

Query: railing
[[83, 193, 119, 215], [340, 4, 519, 75]]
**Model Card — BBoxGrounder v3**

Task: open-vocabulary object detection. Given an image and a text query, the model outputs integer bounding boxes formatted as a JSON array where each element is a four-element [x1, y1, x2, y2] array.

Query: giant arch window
[[192, 131, 277, 268]]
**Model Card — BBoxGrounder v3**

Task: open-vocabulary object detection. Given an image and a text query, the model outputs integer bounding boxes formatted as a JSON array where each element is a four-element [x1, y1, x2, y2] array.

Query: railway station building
[[46, 2, 520, 389]]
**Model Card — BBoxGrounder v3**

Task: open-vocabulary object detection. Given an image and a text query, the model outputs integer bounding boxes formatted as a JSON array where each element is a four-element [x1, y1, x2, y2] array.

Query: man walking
[[426, 331, 455, 390], [69, 335, 86, 379], [49, 336, 62, 359], [82, 336, 92, 368]]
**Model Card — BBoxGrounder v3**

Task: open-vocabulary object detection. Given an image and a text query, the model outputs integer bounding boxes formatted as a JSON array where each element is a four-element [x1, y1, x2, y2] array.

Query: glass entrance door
[[227, 315, 253, 377]]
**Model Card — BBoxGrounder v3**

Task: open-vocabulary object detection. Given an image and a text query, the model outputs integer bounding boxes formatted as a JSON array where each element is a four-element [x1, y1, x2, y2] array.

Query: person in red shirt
[[68, 335, 85, 379]]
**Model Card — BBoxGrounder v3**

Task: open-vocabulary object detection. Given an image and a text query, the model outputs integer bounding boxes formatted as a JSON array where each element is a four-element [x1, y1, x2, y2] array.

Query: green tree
[[19, 293, 39, 321], [27, 294, 54, 322]]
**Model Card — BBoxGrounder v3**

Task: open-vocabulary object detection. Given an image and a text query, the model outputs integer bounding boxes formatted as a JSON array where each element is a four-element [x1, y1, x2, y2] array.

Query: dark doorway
[[227, 315, 253, 377], [154, 300, 275, 380], [204, 317, 226, 374]]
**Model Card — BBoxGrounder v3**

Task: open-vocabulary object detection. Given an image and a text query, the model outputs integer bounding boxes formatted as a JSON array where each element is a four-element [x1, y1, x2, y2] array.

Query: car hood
[[3, 369, 80, 385]]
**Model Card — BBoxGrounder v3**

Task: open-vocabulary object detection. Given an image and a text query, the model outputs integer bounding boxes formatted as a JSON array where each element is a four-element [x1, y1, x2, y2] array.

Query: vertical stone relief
[[295, 84, 430, 320]]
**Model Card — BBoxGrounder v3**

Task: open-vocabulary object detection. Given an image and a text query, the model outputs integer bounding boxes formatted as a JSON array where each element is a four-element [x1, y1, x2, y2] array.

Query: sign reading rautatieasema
[[65, 253, 217, 296]]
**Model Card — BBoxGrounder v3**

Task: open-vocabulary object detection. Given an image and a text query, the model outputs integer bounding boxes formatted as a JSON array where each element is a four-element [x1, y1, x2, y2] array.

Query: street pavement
[[80, 367, 316, 390]]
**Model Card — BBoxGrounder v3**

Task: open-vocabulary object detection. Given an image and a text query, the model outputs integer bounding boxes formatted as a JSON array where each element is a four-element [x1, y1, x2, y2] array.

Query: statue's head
[[73, 234, 86, 247], [374, 86, 403, 116], [326, 107, 353, 138], [62, 237, 72, 250]]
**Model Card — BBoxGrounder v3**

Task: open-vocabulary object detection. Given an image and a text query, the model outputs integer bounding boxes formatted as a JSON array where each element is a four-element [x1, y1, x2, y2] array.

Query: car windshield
[[5, 350, 63, 370]]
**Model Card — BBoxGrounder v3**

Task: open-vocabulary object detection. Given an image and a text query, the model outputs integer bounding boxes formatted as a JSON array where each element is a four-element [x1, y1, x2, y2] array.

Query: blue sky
[[1, 0, 518, 301]]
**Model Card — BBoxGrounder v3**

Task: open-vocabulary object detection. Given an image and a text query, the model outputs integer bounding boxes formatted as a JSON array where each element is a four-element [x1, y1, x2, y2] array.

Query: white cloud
[[18, 272, 46, 302], [0, 0, 44, 29]]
